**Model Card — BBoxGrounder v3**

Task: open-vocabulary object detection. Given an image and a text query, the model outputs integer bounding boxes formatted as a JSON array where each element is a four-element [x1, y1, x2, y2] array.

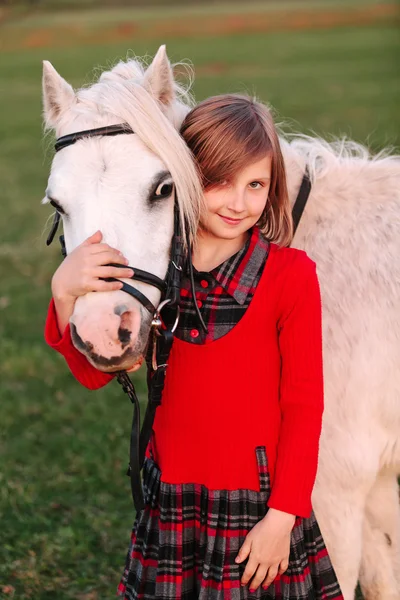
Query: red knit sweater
[[44, 243, 324, 518]]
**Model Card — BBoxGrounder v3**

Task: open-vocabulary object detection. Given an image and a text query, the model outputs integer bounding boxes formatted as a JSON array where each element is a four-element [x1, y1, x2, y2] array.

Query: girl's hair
[[180, 94, 293, 247]]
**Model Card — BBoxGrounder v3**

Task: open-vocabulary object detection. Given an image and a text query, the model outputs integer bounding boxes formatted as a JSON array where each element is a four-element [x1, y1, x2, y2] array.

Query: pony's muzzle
[[69, 299, 143, 370]]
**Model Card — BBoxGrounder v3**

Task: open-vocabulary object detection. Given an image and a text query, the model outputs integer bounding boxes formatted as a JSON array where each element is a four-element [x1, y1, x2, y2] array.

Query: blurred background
[[0, 0, 399, 598]]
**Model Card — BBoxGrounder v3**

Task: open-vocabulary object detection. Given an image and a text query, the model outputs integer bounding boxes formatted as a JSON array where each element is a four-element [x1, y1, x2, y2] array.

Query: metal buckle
[[171, 261, 182, 272], [151, 299, 180, 334], [151, 299, 180, 370]]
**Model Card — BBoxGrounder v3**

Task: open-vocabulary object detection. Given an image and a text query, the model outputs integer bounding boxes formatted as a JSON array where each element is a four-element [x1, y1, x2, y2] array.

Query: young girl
[[45, 94, 344, 599]]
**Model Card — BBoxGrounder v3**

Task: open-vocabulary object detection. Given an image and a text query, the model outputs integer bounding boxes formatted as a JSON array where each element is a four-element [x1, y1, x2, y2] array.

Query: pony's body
[[42, 49, 400, 599], [284, 139, 400, 600]]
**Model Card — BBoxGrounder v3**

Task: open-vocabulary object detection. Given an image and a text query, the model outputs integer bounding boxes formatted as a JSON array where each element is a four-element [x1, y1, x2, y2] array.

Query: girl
[[45, 94, 344, 599]]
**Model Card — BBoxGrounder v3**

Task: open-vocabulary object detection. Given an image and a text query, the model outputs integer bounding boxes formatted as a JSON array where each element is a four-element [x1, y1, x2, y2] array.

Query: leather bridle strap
[[46, 211, 61, 247], [291, 168, 311, 237], [54, 123, 133, 152], [103, 264, 166, 314]]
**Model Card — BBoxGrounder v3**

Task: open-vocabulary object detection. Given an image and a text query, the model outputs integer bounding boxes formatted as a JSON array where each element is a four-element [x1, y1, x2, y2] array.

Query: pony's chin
[[85, 352, 144, 373], [125, 356, 144, 373]]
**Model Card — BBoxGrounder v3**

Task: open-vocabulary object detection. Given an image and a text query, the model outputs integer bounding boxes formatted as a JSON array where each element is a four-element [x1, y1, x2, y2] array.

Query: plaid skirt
[[117, 445, 343, 599]]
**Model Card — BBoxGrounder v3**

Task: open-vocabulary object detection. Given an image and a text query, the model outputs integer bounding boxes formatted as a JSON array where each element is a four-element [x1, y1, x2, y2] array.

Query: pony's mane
[[282, 133, 400, 183], [60, 56, 203, 246]]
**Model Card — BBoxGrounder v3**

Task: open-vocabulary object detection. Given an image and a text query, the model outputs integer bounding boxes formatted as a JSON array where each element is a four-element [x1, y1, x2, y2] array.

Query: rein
[[46, 122, 311, 514]]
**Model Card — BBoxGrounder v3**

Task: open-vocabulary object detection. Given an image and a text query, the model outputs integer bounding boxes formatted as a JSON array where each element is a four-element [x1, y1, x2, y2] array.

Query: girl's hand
[[51, 230, 133, 303], [235, 508, 295, 593]]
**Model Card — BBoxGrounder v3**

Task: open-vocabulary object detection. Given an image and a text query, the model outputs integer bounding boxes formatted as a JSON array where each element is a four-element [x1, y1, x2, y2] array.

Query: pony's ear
[[142, 45, 175, 107], [42, 60, 76, 128]]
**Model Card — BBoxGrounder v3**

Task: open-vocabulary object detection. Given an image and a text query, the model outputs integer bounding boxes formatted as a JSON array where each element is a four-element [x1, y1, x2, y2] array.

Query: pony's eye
[[154, 182, 174, 199]]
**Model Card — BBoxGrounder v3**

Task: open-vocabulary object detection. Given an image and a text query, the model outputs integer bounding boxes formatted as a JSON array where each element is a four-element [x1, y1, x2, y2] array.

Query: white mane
[[284, 133, 400, 183]]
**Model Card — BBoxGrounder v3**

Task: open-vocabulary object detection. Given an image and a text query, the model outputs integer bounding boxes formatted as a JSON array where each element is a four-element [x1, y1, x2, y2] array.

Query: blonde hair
[[180, 94, 294, 247]]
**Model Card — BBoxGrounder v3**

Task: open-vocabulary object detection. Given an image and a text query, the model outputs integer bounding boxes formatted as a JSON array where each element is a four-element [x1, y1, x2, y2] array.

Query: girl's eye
[[249, 181, 263, 189], [154, 181, 174, 199]]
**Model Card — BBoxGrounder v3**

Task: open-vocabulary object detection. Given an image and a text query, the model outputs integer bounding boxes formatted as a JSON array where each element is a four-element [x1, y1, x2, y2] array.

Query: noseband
[[46, 123, 311, 514]]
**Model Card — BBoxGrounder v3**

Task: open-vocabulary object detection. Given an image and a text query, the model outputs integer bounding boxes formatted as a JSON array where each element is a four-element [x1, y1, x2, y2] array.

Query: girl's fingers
[[95, 267, 134, 279], [89, 242, 123, 255], [91, 280, 123, 293], [82, 230, 102, 245], [261, 565, 279, 590], [236, 540, 251, 563], [248, 564, 268, 592], [241, 557, 258, 587], [90, 250, 129, 267], [278, 560, 289, 574]]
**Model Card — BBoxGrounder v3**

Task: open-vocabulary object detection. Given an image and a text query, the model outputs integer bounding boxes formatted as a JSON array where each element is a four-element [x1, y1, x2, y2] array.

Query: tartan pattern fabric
[[175, 227, 270, 344], [117, 443, 344, 599]]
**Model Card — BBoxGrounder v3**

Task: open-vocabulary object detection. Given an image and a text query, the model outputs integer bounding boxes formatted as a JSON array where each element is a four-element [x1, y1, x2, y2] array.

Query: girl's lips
[[218, 214, 243, 225]]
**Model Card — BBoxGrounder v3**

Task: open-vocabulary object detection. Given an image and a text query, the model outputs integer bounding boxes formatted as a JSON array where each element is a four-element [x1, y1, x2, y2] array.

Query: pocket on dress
[[255, 445, 271, 496]]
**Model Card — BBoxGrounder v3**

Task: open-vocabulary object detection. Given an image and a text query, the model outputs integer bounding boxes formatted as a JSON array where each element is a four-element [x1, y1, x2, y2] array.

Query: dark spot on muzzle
[[70, 322, 93, 353], [70, 322, 134, 369], [118, 327, 131, 347]]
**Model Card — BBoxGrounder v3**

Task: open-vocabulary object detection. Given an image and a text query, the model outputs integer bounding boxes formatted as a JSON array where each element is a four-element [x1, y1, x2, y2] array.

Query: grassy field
[[0, 1, 399, 598]]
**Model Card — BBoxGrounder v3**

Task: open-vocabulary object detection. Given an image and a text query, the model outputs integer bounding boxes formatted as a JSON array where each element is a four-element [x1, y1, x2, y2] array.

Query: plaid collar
[[193, 227, 269, 305]]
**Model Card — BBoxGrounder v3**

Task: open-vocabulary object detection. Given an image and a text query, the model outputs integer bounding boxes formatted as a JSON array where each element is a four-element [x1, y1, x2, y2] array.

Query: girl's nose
[[226, 187, 246, 213]]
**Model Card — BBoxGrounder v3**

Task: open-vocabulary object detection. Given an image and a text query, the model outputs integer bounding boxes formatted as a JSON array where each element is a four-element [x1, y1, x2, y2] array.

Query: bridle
[[46, 123, 311, 514]]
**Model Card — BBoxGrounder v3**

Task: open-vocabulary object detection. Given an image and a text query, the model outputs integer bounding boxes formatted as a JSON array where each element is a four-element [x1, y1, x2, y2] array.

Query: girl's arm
[[45, 230, 133, 390], [267, 252, 324, 519], [45, 297, 114, 390]]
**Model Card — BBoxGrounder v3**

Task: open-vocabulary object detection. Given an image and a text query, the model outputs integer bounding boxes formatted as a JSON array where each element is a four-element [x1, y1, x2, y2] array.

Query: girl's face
[[200, 154, 272, 241]]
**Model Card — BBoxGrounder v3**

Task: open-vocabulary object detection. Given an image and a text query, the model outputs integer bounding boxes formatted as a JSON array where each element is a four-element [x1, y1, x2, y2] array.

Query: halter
[[46, 123, 311, 514]]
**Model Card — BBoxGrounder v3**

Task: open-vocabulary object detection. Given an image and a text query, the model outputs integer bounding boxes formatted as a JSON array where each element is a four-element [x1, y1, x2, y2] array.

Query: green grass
[[0, 3, 398, 597]]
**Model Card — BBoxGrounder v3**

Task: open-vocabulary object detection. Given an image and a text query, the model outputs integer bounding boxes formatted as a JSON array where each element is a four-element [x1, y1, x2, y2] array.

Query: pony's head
[[42, 46, 203, 372]]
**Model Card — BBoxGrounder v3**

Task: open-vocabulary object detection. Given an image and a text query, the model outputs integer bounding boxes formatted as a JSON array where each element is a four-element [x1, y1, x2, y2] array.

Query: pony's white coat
[[283, 137, 400, 600], [42, 48, 400, 598]]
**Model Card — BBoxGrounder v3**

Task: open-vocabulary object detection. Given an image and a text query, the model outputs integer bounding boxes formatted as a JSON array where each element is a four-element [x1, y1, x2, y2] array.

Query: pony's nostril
[[118, 309, 133, 348], [118, 326, 131, 346], [114, 304, 129, 317]]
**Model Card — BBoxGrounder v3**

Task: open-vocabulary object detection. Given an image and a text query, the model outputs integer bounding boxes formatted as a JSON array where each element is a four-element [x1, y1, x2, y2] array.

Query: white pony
[[42, 46, 400, 600]]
